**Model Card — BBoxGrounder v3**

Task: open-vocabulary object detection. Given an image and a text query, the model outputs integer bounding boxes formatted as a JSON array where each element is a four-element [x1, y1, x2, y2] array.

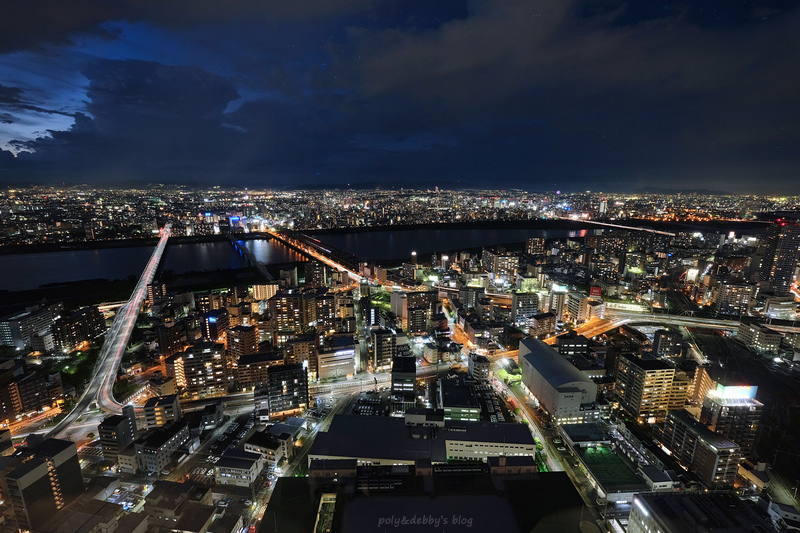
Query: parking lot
[[475, 382, 512, 423]]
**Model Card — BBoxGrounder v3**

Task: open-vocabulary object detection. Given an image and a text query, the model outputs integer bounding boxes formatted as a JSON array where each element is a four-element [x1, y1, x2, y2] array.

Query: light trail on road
[[45, 225, 171, 439]]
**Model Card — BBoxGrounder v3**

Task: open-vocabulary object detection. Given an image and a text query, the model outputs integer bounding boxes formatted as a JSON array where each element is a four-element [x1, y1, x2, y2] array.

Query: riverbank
[[0, 232, 273, 255]]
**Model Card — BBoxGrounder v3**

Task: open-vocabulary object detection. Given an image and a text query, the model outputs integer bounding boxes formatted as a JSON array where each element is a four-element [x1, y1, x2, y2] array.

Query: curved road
[[45, 225, 171, 438]]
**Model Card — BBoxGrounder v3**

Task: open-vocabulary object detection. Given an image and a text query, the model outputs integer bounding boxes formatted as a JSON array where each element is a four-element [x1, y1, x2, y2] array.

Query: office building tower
[[759, 220, 800, 296]]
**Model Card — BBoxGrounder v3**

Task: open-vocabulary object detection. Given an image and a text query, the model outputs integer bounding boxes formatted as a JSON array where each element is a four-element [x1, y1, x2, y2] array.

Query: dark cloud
[[0, 85, 23, 105], [0, 0, 373, 54], [2, 0, 799, 192], [0, 0, 120, 53]]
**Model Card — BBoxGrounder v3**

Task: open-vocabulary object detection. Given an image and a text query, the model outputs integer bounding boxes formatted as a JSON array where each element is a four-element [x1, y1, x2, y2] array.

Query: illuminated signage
[[713, 384, 757, 400]]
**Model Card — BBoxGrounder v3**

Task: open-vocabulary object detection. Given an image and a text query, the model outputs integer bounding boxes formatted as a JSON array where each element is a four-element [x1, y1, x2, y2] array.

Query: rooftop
[[577, 444, 647, 492], [310, 415, 534, 464], [519, 339, 594, 388]]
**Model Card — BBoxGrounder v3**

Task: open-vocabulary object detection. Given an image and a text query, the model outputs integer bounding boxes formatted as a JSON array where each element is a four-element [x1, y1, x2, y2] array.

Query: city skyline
[[2, 1, 800, 192]]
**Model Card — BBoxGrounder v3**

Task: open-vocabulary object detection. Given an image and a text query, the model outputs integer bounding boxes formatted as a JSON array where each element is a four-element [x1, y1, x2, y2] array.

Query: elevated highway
[[46, 225, 171, 438]]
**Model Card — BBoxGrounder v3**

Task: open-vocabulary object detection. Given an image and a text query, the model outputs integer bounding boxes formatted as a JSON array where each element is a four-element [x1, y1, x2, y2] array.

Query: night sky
[[1, 0, 799, 192]]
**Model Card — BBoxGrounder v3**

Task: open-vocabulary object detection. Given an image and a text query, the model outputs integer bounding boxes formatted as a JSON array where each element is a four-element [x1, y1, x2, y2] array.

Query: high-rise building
[[616, 354, 678, 423], [700, 384, 762, 457], [228, 325, 258, 360], [9, 373, 49, 415], [482, 247, 519, 279], [202, 309, 229, 341], [98, 405, 136, 461], [252, 282, 280, 301], [0, 439, 84, 531], [759, 221, 800, 296], [147, 280, 167, 305], [528, 312, 556, 339], [143, 394, 182, 429], [511, 291, 539, 324], [407, 307, 428, 335], [458, 286, 485, 309], [304, 261, 328, 287], [655, 410, 742, 489], [235, 351, 283, 390], [158, 322, 185, 358], [52, 306, 106, 352], [566, 292, 590, 324], [391, 356, 416, 410], [0, 305, 60, 350], [549, 291, 567, 321], [713, 280, 754, 315], [262, 363, 308, 421], [371, 328, 396, 371], [166, 342, 227, 394], [284, 334, 317, 366], [526, 237, 546, 255], [653, 329, 682, 358], [268, 291, 305, 333]]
